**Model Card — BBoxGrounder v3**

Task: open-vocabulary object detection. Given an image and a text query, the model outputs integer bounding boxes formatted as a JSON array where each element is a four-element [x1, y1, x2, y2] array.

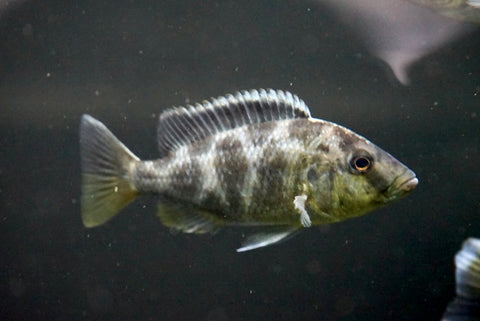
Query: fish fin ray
[[157, 200, 224, 234], [236, 226, 300, 252], [80, 115, 139, 227], [157, 89, 311, 154]]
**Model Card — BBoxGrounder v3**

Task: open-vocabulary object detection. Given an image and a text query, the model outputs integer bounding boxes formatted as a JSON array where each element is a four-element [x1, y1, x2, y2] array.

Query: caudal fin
[[79, 115, 140, 227]]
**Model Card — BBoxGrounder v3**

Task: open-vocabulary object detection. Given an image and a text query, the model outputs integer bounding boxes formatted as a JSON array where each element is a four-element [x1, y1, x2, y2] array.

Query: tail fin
[[79, 115, 140, 227]]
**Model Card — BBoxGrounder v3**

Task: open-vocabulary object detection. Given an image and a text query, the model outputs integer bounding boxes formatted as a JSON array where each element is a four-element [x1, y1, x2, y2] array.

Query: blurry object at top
[[0, 0, 28, 18], [410, 0, 480, 23], [316, 0, 478, 85], [442, 238, 480, 321]]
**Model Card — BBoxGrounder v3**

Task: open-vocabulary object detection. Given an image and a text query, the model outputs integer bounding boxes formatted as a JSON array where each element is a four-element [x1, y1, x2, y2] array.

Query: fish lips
[[384, 170, 418, 202]]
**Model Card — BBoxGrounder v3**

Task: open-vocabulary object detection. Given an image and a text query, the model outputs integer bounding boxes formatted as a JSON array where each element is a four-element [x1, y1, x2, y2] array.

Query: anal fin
[[236, 226, 299, 252], [157, 200, 224, 234]]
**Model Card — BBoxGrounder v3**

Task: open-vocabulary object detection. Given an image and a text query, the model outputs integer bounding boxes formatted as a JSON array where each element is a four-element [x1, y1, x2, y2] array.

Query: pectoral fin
[[236, 226, 299, 252], [294, 194, 312, 227]]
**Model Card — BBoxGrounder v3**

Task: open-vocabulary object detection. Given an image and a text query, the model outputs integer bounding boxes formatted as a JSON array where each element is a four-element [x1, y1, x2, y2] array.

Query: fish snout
[[384, 169, 418, 201], [394, 169, 418, 196], [397, 170, 418, 193]]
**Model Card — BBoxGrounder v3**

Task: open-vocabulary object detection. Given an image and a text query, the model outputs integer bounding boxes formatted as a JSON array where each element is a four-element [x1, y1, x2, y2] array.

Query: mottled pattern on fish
[[79, 88, 418, 251], [134, 118, 362, 225], [135, 121, 303, 223]]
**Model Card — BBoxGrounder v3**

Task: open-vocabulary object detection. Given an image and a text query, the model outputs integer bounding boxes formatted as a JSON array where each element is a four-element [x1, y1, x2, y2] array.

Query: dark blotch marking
[[307, 167, 318, 183], [251, 149, 291, 215], [214, 136, 249, 217], [317, 143, 329, 153], [201, 191, 226, 214], [287, 119, 327, 148], [169, 159, 203, 198], [287, 119, 311, 138], [307, 168, 335, 214], [335, 127, 360, 151]]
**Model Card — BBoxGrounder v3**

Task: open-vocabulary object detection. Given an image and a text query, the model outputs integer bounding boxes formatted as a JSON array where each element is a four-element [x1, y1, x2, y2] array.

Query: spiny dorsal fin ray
[[157, 89, 311, 154]]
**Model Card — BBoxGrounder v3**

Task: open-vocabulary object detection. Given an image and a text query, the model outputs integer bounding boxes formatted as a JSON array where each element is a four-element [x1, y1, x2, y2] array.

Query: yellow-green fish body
[[80, 89, 418, 251]]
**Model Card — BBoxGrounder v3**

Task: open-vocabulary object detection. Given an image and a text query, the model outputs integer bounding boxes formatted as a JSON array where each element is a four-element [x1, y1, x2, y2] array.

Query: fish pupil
[[351, 156, 372, 172]]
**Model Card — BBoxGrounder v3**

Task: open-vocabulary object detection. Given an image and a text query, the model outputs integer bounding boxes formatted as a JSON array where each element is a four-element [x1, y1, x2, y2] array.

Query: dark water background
[[0, 0, 479, 320]]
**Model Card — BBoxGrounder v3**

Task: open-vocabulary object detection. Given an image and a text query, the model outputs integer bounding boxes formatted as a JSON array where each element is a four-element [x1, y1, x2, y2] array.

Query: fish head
[[305, 123, 418, 221]]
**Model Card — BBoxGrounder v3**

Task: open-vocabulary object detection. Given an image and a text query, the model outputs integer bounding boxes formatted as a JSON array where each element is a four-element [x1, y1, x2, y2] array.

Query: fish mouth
[[397, 175, 418, 193], [384, 170, 418, 201]]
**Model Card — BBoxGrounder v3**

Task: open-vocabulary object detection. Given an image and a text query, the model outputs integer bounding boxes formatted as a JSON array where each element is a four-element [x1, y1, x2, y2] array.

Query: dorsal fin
[[157, 89, 311, 154]]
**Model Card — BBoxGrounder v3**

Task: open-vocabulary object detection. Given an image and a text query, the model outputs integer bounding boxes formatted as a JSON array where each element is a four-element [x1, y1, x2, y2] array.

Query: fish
[[316, 0, 476, 85], [79, 89, 418, 252], [410, 0, 480, 24], [442, 238, 480, 321]]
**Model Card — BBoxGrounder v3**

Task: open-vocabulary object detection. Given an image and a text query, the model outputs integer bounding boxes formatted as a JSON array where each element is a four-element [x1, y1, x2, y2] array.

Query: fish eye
[[350, 155, 372, 173]]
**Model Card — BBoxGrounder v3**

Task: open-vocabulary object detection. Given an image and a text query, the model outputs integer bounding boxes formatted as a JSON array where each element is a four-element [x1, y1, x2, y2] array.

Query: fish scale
[[79, 88, 418, 251]]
